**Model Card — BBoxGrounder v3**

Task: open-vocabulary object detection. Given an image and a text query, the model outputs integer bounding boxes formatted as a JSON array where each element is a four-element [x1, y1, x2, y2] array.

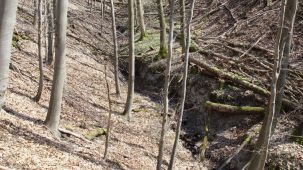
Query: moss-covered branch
[[204, 101, 265, 114], [189, 57, 296, 109]]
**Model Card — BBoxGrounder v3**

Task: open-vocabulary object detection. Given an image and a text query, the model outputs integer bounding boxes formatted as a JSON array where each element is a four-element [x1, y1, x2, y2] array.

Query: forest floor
[[0, 0, 204, 169], [0, 0, 303, 169]]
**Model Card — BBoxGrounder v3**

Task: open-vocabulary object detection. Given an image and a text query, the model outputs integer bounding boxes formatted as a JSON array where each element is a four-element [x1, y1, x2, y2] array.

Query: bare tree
[[34, 0, 44, 102], [157, 0, 168, 58], [45, 0, 69, 136], [104, 65, 113, 159], [109, 0, 121, 96], [123, 0, 135, 120], [168, 0, 195, 169], [156, 0, 175, 169], [46, 0, 54, 65], [0, 0, 18, 107], [179, 0, 186, 54], [136, 0, 147, 40], [245, 0, 298, 169]]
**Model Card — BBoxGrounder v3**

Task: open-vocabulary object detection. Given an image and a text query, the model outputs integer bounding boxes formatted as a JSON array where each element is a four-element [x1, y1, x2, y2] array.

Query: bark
[[104, 66, 113, 159], [156, 0, 175, 169], [45, 0, 69, 137], [0, 0, 18, 107], [109, 0, 121, 96], [34, 0, 44, 102], [136, 0, 146, 40], [204, 101, 265, 114], [246, 0, 298, 169], [123, 0, 135, 121], [180, 0, 186, 54], [34, 0, 39, 25], [168, 0, 195, 169], [157, 0, 168, 58], [47, 0, 54, 65]]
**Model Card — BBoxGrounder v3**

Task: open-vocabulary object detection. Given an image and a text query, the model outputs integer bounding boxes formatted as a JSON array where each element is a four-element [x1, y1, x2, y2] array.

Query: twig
[[58, 128, 92, 143]]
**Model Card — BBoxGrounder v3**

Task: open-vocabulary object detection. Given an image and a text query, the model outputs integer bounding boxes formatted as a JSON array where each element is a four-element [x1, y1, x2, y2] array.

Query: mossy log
[[189, 57, 296, 109], [84, 128, 106, 140], [204, 101, 265, 114]]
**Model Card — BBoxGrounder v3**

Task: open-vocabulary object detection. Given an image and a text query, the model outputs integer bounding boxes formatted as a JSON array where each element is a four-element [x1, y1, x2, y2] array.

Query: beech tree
[[136, 0, 146, 40], [109, 0, 121, 96], [245, 0, 298, 169], [180, 0, 186, 53], [46, 0, 54, 65], [123, 0, 135, 120], [45, 0, 69, 136], [0, 0, 18, 108], [157, 0, 168, 58], [168, 0, 195, 169], [34, 0, 44, 102], [156, 0, 175, 169]]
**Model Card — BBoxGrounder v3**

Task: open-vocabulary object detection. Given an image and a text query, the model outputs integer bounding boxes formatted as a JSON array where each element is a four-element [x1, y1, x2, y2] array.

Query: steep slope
[[0, 0, 204, 169]]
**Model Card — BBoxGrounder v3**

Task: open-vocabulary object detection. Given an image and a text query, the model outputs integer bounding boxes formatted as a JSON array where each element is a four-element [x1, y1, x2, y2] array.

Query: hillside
[[0, 0, 302, 170]]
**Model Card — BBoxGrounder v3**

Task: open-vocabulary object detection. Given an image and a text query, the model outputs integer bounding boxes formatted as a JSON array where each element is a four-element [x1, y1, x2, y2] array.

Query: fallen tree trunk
[[188, 57, 296, 109], [204, 101, 265, 114]]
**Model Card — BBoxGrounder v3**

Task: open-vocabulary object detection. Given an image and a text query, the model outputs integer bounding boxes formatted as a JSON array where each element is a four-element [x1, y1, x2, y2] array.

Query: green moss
[[148, 62, 166, 74], [84, 128, 106, 140], [155, 46, 168, 60], [189, 41, 199, 52], [64, 124, 75, 131], [240, 106, 265, 112], [291, 124, 303, 146], [190, 65, 200, 75]]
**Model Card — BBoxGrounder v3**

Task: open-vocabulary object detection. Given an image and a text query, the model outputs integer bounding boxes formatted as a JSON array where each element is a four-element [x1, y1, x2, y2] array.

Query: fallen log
[[204, 101, 265, 114], [188, 57, 297, 109]]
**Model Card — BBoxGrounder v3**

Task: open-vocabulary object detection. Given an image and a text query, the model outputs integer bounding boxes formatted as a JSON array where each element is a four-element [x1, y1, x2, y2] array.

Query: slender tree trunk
[[34, 0, 44, 102], [246, 0, 297, 169], [47, 0, 54, 65], [180, 0, 186, 54], [45, 0, 69, 137], [157, 0, 168, 58], [109, 0, 121, 96], [168, 0, 195, 169], [0, 0, 18, 107], [104, 65, 113, 159], [156, 0, 175, 169], [34, 0, 39, 25], [136, 0, 146, 41], [123, 0, 135, 121]]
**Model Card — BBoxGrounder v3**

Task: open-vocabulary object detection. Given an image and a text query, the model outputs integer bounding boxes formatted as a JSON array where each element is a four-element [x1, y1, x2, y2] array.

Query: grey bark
[[34, 0, 44, 102], [157, 0, 168, 58], [246, 0, 298, 169], [156, 0, 175, 169], [104, 66, 113, 159], [168, 0, 195, 169], [123, 0, 135, 121], [47, 0, 54, 65], [109, 0, 121, 96], [180, 0, 186, 54], [45, 0, 69, 136], [0, 0, 18, 107], [136, 0, 146, 40]]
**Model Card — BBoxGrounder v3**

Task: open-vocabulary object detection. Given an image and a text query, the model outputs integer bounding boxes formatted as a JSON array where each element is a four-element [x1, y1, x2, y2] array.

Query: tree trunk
[[45, 0, 69, 137], [180, 0, 186, 54], [104, 65, 113, 159], [123, 0, 135, 121], [157, 0, 168, 58], [47, 0, 54, 65], [0, 0, 18, 107], [34, 0, 44, 102], [136, 0, 146, 40], [246, 0, 298, 169], [34, 0, 39, 25], [156, 0, 175, 169], [109, 0, 121, 96], [168, 0, 195, 169]]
